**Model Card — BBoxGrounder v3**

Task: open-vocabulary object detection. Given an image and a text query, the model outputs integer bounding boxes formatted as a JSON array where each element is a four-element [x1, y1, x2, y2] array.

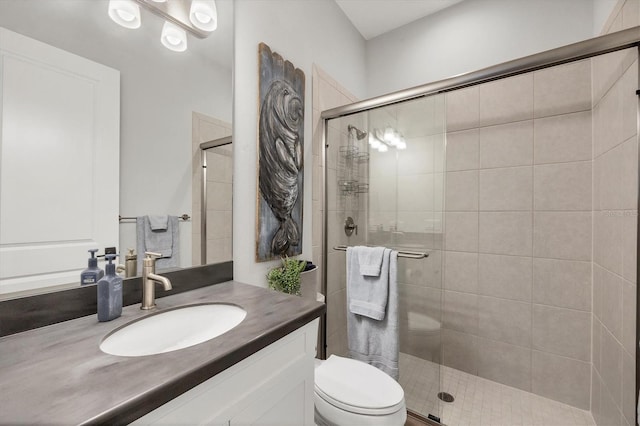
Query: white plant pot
[[300, 265, 318, 300]]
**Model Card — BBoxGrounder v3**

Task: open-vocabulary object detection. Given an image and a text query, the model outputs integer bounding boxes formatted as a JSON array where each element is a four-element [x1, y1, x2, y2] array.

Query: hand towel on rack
[[357, 246, 386, 276], [148, 214, 168, 231], [347, 247, 399, 380], [347, 246, 389, 320], [136, 216, 180, 274]]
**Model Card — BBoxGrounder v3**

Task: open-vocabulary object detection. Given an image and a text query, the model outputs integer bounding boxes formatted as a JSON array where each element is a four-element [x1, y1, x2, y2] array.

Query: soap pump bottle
[[81, 249, 104, 286], [97, 254, 123, 322], [125, 248, 137, 278]]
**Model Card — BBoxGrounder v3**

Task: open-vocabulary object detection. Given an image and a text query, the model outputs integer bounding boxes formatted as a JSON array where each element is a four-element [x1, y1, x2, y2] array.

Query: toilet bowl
[[314, 355, 407, 426]]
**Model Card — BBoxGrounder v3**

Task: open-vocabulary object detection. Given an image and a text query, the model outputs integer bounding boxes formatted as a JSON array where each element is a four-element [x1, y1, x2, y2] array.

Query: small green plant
[[267, 257, 307, 295]]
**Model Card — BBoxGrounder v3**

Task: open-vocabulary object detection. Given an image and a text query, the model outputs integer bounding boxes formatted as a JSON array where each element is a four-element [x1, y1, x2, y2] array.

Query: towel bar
[[332, 245, 428, 259], [118, 214, 191, 222]]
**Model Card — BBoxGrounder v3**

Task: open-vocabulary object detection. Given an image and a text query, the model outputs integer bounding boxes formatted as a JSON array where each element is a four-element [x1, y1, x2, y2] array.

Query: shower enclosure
[[200, 136, 233, 265], [321, 28, 640, 426]]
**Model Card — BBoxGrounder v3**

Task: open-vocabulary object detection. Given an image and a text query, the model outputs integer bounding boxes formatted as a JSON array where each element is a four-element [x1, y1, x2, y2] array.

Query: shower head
[[348, 124, 367, 140]]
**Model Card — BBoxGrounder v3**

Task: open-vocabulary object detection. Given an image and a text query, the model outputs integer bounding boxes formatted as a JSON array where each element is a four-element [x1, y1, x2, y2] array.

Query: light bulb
[[383, 126, 394, 143], [166, 35, 181, 46], [161, 21, 187, 52], [388, 131, 399, 146], [189, 0, 217, 32], [194, 11, 212, 23], [108, 0, 141, 29], [396, 140, 407, 150], [378, 144, 388, 153], [116, 9, 135, 22]]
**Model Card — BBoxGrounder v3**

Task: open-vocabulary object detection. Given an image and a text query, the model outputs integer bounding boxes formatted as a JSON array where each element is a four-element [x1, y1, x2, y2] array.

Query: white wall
[[233, 0, 366, 286], [0, 0, 232, 268], [365, 0, 595, 97]]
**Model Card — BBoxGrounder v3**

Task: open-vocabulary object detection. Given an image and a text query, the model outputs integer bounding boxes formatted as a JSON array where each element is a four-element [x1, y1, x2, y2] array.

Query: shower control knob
[[344, 217, 358, 236]]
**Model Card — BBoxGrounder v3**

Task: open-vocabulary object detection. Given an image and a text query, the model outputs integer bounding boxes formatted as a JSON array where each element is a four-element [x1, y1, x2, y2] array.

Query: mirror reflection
[[0, 0, 233, 299]]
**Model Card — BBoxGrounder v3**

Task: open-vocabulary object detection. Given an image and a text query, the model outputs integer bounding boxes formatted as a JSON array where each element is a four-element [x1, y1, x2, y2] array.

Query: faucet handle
[[143, 252, 163, 269]]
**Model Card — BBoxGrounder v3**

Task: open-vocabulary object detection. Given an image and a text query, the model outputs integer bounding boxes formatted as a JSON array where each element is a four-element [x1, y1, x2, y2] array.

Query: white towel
[[347, 248, 399, 380], [347, 246, 389, 320], [136, 216, 180, 274], [357, 246, 386, 276]]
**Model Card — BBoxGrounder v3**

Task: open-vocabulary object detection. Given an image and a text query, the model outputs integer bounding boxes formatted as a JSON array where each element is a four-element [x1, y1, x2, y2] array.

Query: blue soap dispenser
[[97, 254, 123, 322], [81, 249, 104, 286]]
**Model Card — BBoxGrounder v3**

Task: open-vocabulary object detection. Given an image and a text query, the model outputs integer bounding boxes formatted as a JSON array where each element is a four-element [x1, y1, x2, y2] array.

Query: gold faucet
[[141, 252, 172, 310]]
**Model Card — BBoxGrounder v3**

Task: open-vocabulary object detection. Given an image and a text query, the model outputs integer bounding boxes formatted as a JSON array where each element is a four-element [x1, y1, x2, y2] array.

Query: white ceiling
[[335, 0, 463, 40]]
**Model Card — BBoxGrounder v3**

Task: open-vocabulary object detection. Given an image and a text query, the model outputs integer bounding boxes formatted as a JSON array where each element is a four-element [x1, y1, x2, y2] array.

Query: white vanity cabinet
[[133, 319, 319, 425]]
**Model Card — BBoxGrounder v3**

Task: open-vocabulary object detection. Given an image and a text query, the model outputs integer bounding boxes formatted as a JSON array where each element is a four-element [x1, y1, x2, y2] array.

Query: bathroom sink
[[100, 303, 247, 357]]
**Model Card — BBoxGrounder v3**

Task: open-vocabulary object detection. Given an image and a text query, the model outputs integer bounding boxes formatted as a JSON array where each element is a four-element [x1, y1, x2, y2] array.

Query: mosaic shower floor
[[399, 353, 596, 426]]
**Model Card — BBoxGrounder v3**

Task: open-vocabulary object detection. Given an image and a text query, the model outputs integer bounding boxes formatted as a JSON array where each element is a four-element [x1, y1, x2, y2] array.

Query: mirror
[[0, 0, 233, 299]]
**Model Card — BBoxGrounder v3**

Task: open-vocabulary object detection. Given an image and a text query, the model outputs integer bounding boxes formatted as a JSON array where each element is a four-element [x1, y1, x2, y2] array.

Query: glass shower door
[[324, 92, 446, 423]]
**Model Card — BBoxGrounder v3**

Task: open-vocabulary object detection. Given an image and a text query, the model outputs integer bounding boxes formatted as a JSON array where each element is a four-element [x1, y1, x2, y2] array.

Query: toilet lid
[[315, 355, 405, 415]]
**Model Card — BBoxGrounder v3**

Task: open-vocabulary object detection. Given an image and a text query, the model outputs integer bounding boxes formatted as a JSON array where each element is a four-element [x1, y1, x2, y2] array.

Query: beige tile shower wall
[[592, 17, 639, 424], [593, 5, 639, 425], [443, 59, 593, 410], [205, 146, 233, 263], [312, 65, 363, 358]]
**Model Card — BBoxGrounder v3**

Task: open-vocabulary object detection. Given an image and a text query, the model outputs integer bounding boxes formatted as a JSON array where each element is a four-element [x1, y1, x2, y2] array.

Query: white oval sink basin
[[100, 304, 247, 357]]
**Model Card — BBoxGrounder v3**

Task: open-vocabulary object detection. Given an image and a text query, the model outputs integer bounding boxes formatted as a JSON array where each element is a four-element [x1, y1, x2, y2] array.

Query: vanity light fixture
[[161, 21, 188, 52], [189, 0, 217, 32], [108, 0, 141, 29], [108, 0, 218, 53]]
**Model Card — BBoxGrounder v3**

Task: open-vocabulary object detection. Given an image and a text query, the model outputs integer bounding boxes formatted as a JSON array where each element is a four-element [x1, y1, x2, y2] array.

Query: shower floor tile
[[399, 352, 596, 426]]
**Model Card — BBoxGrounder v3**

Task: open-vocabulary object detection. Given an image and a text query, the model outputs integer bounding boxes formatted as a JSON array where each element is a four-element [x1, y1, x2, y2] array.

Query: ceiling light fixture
[[189, 0, 217, 32], [108, 0, 141, 29], [161, 21, 188, 52]]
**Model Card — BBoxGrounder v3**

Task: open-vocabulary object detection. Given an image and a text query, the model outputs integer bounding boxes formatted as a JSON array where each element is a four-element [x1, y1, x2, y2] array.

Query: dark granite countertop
[[0, 281, 325, 425]]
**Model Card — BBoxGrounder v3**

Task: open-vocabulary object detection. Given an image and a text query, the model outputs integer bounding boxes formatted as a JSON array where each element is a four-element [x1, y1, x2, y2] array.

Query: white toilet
[[314, 356, 407, 426]]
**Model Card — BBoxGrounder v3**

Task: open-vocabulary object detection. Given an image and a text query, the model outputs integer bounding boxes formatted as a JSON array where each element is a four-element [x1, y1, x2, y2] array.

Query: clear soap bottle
[[81, 249, 104, 286], [97, 254, 123, 322]]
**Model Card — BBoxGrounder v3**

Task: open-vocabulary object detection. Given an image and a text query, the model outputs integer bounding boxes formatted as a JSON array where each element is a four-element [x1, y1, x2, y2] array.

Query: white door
[[0, 27, 120, 294]]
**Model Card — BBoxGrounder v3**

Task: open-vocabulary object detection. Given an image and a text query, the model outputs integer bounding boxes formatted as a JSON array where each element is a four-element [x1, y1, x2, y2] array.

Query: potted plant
[[267, 257, 307, 296], [267, 257, 318, 300]]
